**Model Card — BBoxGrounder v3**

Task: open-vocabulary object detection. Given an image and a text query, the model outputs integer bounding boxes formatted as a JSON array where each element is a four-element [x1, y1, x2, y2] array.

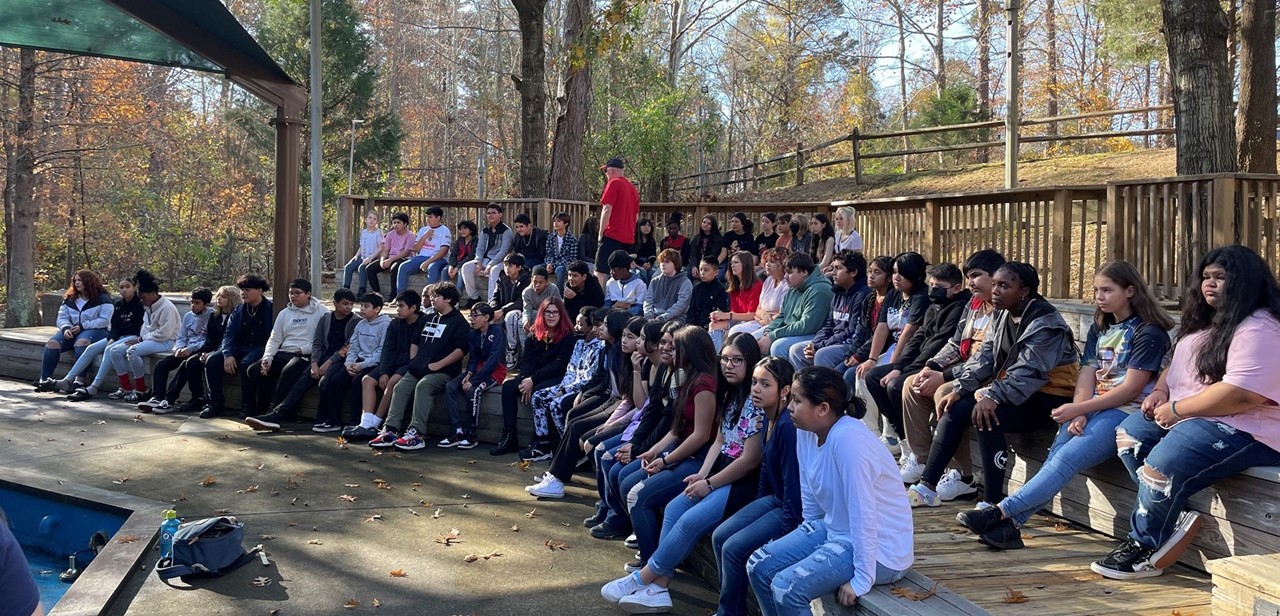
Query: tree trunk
[[896, 4, 910, 173], [1046, 0, 1059, 138], [6, 49, 40, 327], [511, 0, 549, 198], [548, 0, 593, 200], [1161, 0, 1236, 174], [976, 0, 991, 163], [1235, 0, 1276, 173], [934, 0, 946, 96]]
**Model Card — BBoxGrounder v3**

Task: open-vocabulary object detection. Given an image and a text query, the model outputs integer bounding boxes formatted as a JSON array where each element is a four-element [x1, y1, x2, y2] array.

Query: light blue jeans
[[396, 255, 430, 293], [123, 339, 175, 379], [1000, 408, 1128, 527], [60, 336, 115, 382], [748, 519, 907, 616], [342, 255, 373, 293], [769, 335, 809, 361], [713, 496, 788, 616], [648, 484, 732, 578], [86, 337, 139, 388], [426, 259, 450, 286], [789, 342, 849, 371]]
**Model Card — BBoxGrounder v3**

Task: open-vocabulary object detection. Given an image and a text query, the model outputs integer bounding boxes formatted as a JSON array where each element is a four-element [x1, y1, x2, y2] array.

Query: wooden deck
[[910, 503, 1211, 615]]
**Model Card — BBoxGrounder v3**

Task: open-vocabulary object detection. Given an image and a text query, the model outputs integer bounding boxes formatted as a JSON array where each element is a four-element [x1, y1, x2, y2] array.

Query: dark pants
[[499, 376, 560, 435], [151, 355, 183, 400], [548, 395, 612, 481], [168, 354, 210, 402], [595, 237, 633, 273], [446, 373, 499, 436], [241, 352, 311, 417], [204, 348, 264, 409], [364, 258, 405, 296], [314, 362, 375, 426], [862, 364, 916, 439], [922, 390, 1069, 503]]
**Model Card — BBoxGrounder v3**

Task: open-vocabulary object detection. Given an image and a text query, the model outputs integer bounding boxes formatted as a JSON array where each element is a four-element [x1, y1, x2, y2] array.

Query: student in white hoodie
[[106, 270, 180, 403], [241, 279, 329, 426], [309, 292, 391, 433], [139, 287, 213, 413]]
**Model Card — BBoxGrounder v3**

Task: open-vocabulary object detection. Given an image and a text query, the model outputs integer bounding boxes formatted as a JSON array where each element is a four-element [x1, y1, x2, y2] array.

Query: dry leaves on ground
[[372, 598, 382, 607], [238, 485, 259, 494], [339, 494, 358, 502], [200, 475, 218, 486], [112, 477, 129, 484], [1053, 522, 1069, 531], [525, 509, 540, 519], [407, 508, 420, 517], [891, 584, 937, 601], [389, 568, 408, 578], [432, 508, 443, 519], [260, 534, 276, 541], [517, 460, 532, 472], [344, 599, 360, 609], [336, 436, 348, 449], [545, 540, 569, 550], [1170, 609, 1196, 616], [435, 529, 461, 546], [93, 420, 107, 425], [115, 535, 141, 544], [511, 524, 520, 532], [252, 576, 273, 587], [345, 483, 360, 488], [256, 463, 266, 470], [287, 520, 298, 526], [1003, 588, 1029, 604], [308, 539, 323, 545], [364, 514, 383, 523]]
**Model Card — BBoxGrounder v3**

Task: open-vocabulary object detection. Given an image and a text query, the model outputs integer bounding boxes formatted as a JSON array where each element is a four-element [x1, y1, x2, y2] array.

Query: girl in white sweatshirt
[[109, 270, 180, 402]]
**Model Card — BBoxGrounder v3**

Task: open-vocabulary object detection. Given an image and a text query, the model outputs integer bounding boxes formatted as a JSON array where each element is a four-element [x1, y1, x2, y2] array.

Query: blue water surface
[[25, 550, 71, 610]]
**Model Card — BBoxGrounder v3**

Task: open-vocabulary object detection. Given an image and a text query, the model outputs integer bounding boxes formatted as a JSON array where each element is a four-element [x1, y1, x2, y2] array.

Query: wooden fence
[[338, 172, 1280, 301]]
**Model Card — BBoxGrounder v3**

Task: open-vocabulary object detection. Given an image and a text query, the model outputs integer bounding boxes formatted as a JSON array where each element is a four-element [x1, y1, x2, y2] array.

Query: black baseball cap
[[600, 157, 625, 170]]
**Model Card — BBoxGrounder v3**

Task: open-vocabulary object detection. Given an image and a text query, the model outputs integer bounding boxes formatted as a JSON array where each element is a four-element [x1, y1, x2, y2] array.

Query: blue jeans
[[789, 342, 848, 371], [648, 485, 731, 577], [342, 255, 373, 293], [41, 328, 109, 380], [88, 337, 139, 388], [603, 457, 647, 531], [1000, 409, 1128, 526], [631, 457, 703, 563], [62, 336, 111, 382], [769, 335, 809, 361], [426, 259, 450, 286], [396, 255, 430, 293], [748, 519, 907, 616], [713, 496, 788, 616], [553, 265, 568, 286], [1116, 412, 1280, 549], [594, 434, 626, 509], [123, 339, 175, 380]]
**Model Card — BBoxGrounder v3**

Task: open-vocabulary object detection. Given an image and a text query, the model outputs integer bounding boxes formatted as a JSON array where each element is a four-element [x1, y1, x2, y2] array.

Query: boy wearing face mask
[[862, 263, 971, 466]]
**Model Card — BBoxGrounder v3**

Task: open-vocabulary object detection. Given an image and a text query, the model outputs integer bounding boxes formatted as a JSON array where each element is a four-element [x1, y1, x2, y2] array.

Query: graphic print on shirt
[[421, 319, 448, 342]]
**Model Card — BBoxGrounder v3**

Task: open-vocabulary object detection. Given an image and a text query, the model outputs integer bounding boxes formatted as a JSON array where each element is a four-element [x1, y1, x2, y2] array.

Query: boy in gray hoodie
[[242, 279, 329, 426], [310, 293, 390, 432]]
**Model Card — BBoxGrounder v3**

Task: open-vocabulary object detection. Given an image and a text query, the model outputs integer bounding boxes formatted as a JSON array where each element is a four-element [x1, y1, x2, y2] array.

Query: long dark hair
[[618, 316, 648, 399], [754, 356, 795, 416], [726, 251, 758, 294], [893, 251, 928, 295], [731, 212, 754, 236], [698, 215, 721, 239], [670, 325, 718, 438], [809, 214, 834, 262], [1093, 260, 1175, 332], [635, 218, 657, 252], [718, 332, 763, 426], [66, 269, 109, 302], [1180, 245, 1280, 382]]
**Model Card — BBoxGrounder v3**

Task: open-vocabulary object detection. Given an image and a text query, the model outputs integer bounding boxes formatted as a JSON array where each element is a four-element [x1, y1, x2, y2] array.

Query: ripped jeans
[[747, 519, 906, 616], [1115, 413, 1280, 550]]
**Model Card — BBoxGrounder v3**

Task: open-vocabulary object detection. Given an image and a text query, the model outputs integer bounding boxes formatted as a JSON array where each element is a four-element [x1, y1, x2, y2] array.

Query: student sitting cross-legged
[[138, 287, 212, 413], [747, 366, 913, 615], [1092, 245, 1280, 580], [311, 293, 390, 433], [441, 302, 507, 450], [342, 291, 426, 441], [958, 260, 1173, 550]]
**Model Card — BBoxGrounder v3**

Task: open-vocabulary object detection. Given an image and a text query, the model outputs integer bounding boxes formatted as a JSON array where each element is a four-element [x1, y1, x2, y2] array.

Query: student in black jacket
[[688, 257, 730, 328], [200, 273, 274, 418], [343, 290, 425, 441], [562, 260, 605, 319], [490, 296, 577, 455], [172, 285, 242, 413]]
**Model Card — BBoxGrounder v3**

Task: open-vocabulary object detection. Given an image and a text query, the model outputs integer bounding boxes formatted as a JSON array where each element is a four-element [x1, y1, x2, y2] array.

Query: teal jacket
[[765, 268, 834, 339]]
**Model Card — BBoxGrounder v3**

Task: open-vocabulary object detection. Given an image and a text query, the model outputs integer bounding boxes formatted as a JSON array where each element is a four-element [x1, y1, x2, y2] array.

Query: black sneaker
[[978, 520, 1025, 550], [67, 388, 94, 402], [456, 434, 478, 450], [958, 505, 1005, 535], [590, 522, 628, 540], [583, 508, 607, 529], [151, 400, 176, 415], [1090, 538, 1162, 580], [176, 399, 205, 414], [519, 444, 553, 462], [33, 378, 58, 393], [246, 410, 284, 431], [198, 404, 227, 419], [342, 425, 380, 442], [312, 422, 342, 433]]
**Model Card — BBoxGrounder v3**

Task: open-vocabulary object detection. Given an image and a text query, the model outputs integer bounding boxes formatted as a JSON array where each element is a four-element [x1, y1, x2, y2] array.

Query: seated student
[[899, 249, 1003, 496], [643, 249, 693, 324], [368, 282, 470, 450], [849, 252, 929, 452], [601, 331, 764, 612], [791, 251, 870, 370], [755, 212, 779, 251], [688, 215, 725, 281], [342, 290, 426, 441], [578, 216, 599, 276], [710, 251, 763, 347], [398, 206, 452, 293], [512, 213, 549, 270], [959, 260, 1172, 550], [748, 366, 913, 615], [1092, 246, 1280, 580], [241, 279, 329, 425], [247, 288, 353, 431], [107, 270, 180, 402], [758, 252, 833, 359], [728, 247, 790, 340], [563, 260, 605, 319], [200, 274, 274, 419], [618, 325, 721, 572], [461, 203, 514, 306], [442, 302, 507, 449], [711, 357, 799, 616], [365, 212, 415, 298], [720, 212, 758, 279], [863, 263, 971, 477], [491, 253, 530, 363], [59, 278, 143, 399], [139, 288, 212, 412], [689, 256, 730, 343], [526, 311, 637, 498], [605, 249, 648, 316], [342, 210, 385, 296], [633, 219, 658, 283], [509, 265, 561, 361], [442, 220, 478, 294], [520, 306, 606, 462], [659, 213, 689, 269], [773, 214, 794, 252], [491, 297, 576, 455], [154, 286, 240, 414], [907, 262, 1080, 508], [35, 270, 114, 392], [312, 293, 390, 433], [545, 212, 579, 284]]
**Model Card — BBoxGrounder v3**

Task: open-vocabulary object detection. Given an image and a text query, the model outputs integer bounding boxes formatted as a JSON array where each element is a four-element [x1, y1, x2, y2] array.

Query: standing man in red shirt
[[596, 157, 640, 287]]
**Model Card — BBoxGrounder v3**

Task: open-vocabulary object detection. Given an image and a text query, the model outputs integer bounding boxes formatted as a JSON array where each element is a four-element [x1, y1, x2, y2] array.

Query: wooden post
[[1049, 189, 1072, 298], [336, 196, 353, 270], [1211, 175, 1238, 247], [795, 142, 805, 186], [1105, 182, 1125, 263], [536, 198, 552, 229], [923, 200, 942, 263], [1004, 1, 1021, 189], [752, 157, 760, 191], [851, 129, 864, 184]]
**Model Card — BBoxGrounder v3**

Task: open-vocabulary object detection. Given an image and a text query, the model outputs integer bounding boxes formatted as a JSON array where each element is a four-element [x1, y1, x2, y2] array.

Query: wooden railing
[[338, 173, 1280, 301]]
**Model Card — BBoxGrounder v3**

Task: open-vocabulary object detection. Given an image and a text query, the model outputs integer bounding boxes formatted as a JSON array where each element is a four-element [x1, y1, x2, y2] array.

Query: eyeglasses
[[544, 310, 560, 316], [718, 355, 746, 367]]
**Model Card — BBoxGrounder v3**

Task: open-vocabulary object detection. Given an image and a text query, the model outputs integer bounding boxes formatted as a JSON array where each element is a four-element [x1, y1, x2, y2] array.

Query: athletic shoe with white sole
[[618, 584, 673, 614], [150, 400, 176, 414], [906, 484, 940, 508], [368, 428, 400, 448], [881, 434, 902, 456], [529, 475, 565, 499], [394, 428, 426, 451], [936, 469, 978, 501], [1091, 538, 1162, 580], [899, 452, 924, 483], [1150, 511, 1203, 569], [601, 571, 646, 603]]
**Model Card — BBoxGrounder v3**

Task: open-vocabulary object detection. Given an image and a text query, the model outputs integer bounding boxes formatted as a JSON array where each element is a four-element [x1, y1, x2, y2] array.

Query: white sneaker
[[936, 469, 978, 501], [529, 475, 565, 499], [618, 584, 673, 613], [624, 534, 639, 549], [525, 472, 552, 493], [899, 452, 925, 483], [151, 399, 175, 414], [906, 484, 940, 508], [601, 571, 646, 602], [881, 434, 902, 456]]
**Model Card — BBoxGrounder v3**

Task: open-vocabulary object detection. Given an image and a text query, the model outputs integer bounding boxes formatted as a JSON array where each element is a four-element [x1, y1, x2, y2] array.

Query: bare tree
[[511, 0, 549, 197], [548, 0, 592, 199], [1160, 0, 1235, 174], [5, 49, 40, 326], [1235, 0, 1276, 173]]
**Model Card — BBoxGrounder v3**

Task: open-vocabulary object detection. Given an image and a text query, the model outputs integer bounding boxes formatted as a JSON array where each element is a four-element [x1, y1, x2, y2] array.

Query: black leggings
[[314, 363, 375, 425], [862, 363, 914, 439], [500, 376, 562, 434], [922, 390, 1068, 503], [548, 395, 613, 482], [364, 259, 406, 296]]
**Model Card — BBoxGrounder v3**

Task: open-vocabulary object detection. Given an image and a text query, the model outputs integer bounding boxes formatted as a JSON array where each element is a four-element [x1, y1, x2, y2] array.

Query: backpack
[[155, 516, 258, 581]]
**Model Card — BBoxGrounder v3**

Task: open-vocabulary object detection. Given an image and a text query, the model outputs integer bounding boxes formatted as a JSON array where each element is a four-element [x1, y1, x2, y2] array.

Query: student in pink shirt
[[1092, 245, 1280, 581], [365, 212, 417, 297]]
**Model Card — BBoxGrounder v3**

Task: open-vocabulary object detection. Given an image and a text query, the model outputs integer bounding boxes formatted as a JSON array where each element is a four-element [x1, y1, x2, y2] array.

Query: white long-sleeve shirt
[[797, 415, 914, 596]]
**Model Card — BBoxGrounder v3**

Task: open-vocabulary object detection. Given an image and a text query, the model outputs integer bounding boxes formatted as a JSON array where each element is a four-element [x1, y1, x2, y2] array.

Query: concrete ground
[[0, 378, 720, 615]]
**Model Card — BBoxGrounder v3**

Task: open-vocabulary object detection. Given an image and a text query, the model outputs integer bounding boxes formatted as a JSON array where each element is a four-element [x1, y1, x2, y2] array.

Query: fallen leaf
[[372, 598, 382, 607], [463, 554, 479, 563], [115, 534, 142, 544], [344, 599, 359, 609], [252, 576, 273, 587], [171, 494, 188, 503], [217, 434, 232, 440], [260, 534, 276, 540], [511, 524, 519, 532], [345, 483, 360, 488], [132, 415, 145, 422], [389, 568, 408, 578], [287, 520, 299, 527], [408, 508, 420, 516], [373, 478, 388, 487], [466, 459, 477, 464], [1053, 522, 1069, 532], [112, 477, 130, 485], [371, 449, 383, 457], [93, 420, 106, 425], [215, 508, 231, 515], [364, 514, 383, 523], [434, 529, 461, 546], [286, 476, 300, 489], [256, 463, 266, 470], [545, 539, 569, 550], [1003, 588, 1029, 604], [308, 539, 323, 545], [432, 508, 443, 519], [420, 500, 432, 507], [339, 494, 358, 502], [270, 610, 280, 615], [890, 583, 937, 601], [411, 482, 424, 487], [200, 475, 218, 486], [525, 508, 540, 519], [46, 438, 56, 442], [1170, 609, 1196, 616], [377, 483, 393, 490], [560, 522, 570, 527], [483, 550, 502, 560], [238, 485, 259, 494], [237, 447, 250, 451], [460, 494, 471, 499], [518, 460, 532, 472], [336, 436, 348, 449]]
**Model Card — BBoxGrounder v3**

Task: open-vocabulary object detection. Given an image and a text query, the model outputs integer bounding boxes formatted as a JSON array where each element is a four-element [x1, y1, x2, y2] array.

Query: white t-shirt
[[416, 224, 453, 258], [835, 229, 863, 252]]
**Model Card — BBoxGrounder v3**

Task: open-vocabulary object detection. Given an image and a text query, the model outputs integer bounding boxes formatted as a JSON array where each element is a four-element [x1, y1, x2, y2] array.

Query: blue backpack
[[155, 516, 258, 581]]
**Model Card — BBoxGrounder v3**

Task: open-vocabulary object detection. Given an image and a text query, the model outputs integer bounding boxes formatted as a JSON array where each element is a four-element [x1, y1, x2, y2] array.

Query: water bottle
[[159, 510, 180, 561]]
